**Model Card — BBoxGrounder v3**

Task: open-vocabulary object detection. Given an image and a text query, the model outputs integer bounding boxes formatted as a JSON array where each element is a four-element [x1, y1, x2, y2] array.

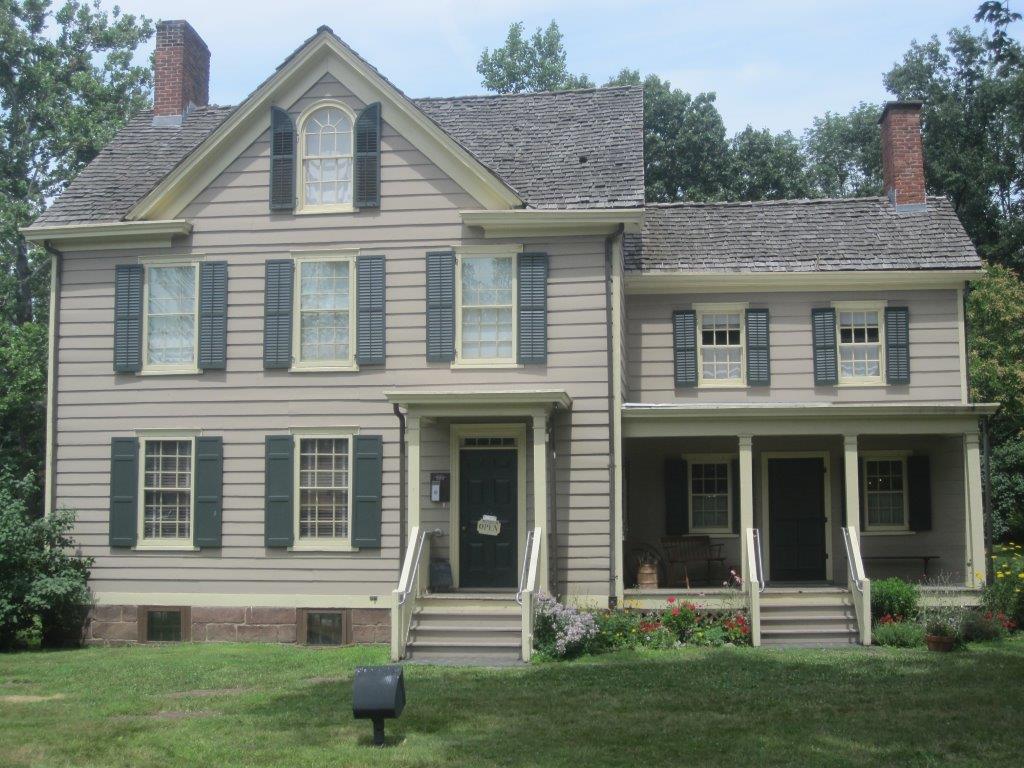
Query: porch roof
[[385, 388, 572, 416]]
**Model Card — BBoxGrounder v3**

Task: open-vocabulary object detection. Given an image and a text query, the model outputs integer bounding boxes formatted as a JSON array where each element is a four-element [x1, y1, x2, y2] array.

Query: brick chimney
[[879, 101, 926, 208], [153, 20, 210, 121]]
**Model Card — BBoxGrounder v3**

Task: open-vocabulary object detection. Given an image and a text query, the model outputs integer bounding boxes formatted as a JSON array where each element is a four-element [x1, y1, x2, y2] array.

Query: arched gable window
[[298, 102, 355, 211]]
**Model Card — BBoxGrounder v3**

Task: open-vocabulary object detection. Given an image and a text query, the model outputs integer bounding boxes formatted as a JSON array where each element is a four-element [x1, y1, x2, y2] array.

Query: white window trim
[[135, 431, 199, 551], [683, 452, 735, 535], [290, 429, 358, 552], [833, 301, 887, 387], [694, 303, 747, 389], [290, 251, 359, 372], [140, 261, 201, 376], [296, 99, 358, 215], [861, 450, 911, 532], [452, 246, 522, 369]]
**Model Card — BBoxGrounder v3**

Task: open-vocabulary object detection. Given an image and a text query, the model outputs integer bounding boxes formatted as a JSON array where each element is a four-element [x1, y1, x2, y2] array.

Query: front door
[[459, 448, 518, 588], [768, 457, 827, 582]]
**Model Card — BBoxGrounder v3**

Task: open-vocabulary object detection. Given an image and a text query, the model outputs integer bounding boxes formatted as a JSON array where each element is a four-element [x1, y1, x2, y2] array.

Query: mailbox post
[[352, 665, 405, 746]]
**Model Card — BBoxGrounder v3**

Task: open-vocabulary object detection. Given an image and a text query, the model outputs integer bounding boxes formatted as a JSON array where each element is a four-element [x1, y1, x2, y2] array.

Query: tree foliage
[[727, 126, 808, 201], [803, 103, 883, 198], [477, 21, 593, 94]]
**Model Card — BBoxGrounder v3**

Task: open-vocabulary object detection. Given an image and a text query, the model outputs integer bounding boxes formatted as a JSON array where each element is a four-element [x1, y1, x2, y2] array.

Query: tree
[[726, 126, 809, 201], [803, 103, 883, 198], [606, 69, 730, 202], [477, 21, 593, 94], [1, 1, 153, 327]]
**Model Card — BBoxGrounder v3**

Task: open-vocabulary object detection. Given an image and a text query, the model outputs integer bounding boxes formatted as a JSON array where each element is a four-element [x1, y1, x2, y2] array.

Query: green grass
[[2, 639, 1024, 767]]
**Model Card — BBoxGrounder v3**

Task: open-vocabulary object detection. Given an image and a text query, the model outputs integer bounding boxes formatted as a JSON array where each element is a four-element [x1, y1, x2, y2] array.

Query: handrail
[[396, 527, 433, 607], [841, 526, 872, 646], [391, 526, 442, 661], [518, 526, 544, 661], [742, 527, 762, 647], [841, 527, 865, 594], [752, 528, 767, 594], [515, 529, 537, 605]]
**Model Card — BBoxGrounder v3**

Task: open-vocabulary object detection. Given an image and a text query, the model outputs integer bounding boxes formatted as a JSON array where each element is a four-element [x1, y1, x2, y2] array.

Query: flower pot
[[925, 634, 956, 652], [636, 563, 659, 590]]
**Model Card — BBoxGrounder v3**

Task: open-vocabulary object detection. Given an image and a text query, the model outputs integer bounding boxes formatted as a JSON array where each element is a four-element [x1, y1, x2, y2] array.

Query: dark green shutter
[[198, 261, 228, 370], [270, 107, 295, 212], [354, 102, 381, 208], [812, 308, 838, 385], [426, 250, 455, 362], [356, 255, 386, 365], [746, 308, 770, 386], [885, 306, 910, 385], [731, 458, 741, 534], [264, 435, 293, 548], [518, 252, 548, 364], [907, 455, 932, 531], [351, 435, 383, 548], [113, 264, 143, 373], [672, 310, 697, 388], [109, 437, 138, 547], [263, 260, 293, 369], [664, 458, 689, 535], [194, 436, 223, 548]]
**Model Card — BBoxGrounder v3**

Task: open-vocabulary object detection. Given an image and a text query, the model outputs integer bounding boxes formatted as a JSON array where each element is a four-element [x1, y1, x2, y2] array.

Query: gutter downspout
[[604, 225, 624, 608], [393, 404, 407, 560], [43, 241, 63, 518]]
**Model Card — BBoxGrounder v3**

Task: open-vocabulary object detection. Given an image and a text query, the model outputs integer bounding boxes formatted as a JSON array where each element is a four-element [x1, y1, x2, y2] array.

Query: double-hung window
[[697, 306, 745, 385], [298, 102, 354, 213], [836, 303, 885, 384], [686, 456, 733, 534], [143, 263, 199, 373], [139, 437, 195, 547], [294, 435, 353, 549], [457, 252, 516, 364], [862, 454, 909, 530], [293, 255, 356, 370]]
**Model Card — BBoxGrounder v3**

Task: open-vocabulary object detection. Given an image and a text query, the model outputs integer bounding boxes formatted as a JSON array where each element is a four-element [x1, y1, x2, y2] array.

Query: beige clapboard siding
[[55, 74, 614, 599], [625, 289, 963, 403]]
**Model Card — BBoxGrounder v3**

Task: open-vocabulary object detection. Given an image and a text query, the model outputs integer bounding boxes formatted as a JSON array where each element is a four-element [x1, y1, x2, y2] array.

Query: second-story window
[[144, 264, 198, 373], [294, 256, 355, 369], [837, 305, 884, 383], [458, 254, 515, 363], [299, 104, 354, 212], [698, 309, 744, 385]]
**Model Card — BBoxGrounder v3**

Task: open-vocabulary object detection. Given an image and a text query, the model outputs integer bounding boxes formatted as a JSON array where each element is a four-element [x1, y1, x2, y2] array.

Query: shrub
[[688, 623, 728, 647], [659, 597, 698, 641], [636, 621, 677, 650], [960, 610, 1011, 642], [871, 577, 920, 622], [873, 619, 925, 647], [0, 472, 92, 650], [533, 594, 599, 659], [590, 608, 643, 651], [983, 544, 1024, 628]]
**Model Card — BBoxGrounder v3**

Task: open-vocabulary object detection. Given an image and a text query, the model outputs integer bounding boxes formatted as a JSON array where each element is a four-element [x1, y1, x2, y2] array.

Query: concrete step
[[404, 643, 523, 664], [760, 606, 856, 619], [759, 596, 854, 610], [418, 595, 519, 612], [413, 607, 521, 625], [761, 636, 860, 647], [761, 626, 859, 644], [409, 624, 521, 644]]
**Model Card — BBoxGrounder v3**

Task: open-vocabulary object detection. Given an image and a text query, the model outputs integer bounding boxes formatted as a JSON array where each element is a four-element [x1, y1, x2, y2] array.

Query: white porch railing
[[390, 526, 440, 661], [516, 526, 544, 662], [842, 526, 872, 646], [743, 527, 764, 646]]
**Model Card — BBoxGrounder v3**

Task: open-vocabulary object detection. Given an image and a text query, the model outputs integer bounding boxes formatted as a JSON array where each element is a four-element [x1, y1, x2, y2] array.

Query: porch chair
[[661, 535, 726, 589]]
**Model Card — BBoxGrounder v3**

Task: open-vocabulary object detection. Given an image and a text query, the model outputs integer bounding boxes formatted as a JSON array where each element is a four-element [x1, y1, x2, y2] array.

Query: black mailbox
[[353, 665, 405, 745]]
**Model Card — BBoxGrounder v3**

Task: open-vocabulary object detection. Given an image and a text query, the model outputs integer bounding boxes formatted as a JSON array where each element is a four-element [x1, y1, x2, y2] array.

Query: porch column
[[407, 413, 421, 530], [738, 435, 754, 583], [964, 431, 986, 588], [531, 409, 549, 593], [843, 435, 860, 538]]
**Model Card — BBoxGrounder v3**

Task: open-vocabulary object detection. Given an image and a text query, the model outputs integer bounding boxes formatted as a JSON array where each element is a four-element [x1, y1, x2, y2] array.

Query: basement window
[[141, 607, 190, 642], [302, 610, 348, 646]]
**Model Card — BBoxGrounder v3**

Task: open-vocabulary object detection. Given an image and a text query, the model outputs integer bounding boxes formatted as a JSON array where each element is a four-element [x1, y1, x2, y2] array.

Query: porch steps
[[404, 593, 523, 664], [759, 588, 859, 647]]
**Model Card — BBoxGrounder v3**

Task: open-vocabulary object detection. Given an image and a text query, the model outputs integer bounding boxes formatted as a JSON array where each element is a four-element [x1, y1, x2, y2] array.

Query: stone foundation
[[85, 605, 390, 646]]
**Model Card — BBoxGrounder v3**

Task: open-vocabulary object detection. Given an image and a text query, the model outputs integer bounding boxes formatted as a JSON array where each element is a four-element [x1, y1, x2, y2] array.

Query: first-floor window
[[863, 457, 908, 529], [297, 437, 351, 541], [689, 460, 732, 532], [142, 439, 193, 540]]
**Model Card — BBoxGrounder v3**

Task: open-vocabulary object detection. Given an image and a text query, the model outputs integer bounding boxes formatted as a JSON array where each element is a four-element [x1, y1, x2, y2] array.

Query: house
[[25, 21, 995, 661]]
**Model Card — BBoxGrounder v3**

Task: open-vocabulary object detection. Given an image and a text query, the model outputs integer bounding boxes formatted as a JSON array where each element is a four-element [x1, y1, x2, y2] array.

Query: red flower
[[667, 596, 676, 604], [671, 606, 680, 616]]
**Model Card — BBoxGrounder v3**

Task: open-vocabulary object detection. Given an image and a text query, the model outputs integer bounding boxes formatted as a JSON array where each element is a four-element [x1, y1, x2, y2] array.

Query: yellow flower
[[996, 572, 1005, 579]]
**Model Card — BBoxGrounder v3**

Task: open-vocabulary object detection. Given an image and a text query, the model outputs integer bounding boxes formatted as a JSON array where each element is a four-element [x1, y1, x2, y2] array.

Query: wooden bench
[[862, 555, 939, 578], [661, 535, 726, 588]]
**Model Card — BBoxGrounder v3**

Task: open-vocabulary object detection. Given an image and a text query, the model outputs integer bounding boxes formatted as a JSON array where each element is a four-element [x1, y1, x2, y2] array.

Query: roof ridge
[[646, 194, 952, 209], [413, 84, 641, 102]]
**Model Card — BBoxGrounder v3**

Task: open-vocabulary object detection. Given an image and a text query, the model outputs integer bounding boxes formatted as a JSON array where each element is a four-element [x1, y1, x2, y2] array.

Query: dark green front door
[[459, 449, 518, 588], [768, 457, 827, 582]]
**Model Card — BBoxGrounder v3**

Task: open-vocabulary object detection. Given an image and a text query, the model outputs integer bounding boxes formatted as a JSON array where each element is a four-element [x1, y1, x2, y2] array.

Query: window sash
[[300, 105, 354, 209], [698, 311, 744, 383], [294, 258, 355, 367], [143, 264, 198, 370], [141, 439, 194, 541], [863, 457, 909, 529], [688, 460, 732, 532], [296, 437, 352, 542], [458, 255, 516, 362], [837, 309, 883, 381]]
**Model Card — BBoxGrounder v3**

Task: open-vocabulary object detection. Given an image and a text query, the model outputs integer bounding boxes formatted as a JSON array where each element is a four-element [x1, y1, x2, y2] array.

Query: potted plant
[[636, 550, 660, 590], [924, 616, 958, 652]]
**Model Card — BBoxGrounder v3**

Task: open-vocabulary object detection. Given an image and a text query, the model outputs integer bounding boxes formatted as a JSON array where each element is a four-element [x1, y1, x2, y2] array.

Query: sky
[[98, 0, 995, 136]]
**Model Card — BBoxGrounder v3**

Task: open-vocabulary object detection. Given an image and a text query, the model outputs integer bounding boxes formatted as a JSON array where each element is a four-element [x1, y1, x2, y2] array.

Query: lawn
[[2, 639, 1024, 768]]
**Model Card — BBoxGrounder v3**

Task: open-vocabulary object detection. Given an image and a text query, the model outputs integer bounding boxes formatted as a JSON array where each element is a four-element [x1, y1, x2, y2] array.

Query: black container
[[429, 559, 453, 592]]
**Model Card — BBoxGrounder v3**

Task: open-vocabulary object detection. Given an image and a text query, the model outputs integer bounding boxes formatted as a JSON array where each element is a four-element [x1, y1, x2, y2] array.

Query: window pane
[[691, 462, 730, 529], [146, 266, 195, 366], [460, 257, 514, 360], [866, 459, 906, 527], [699, 313, 742, 380], [147, 610, 182, 642], [838, 309, 881, 380], [143, 440, 192, 540], [307, 612, 344, 645], [302, 108, 353, 208], [298, 438, 350, 540], [299, 261, 350, 362]]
